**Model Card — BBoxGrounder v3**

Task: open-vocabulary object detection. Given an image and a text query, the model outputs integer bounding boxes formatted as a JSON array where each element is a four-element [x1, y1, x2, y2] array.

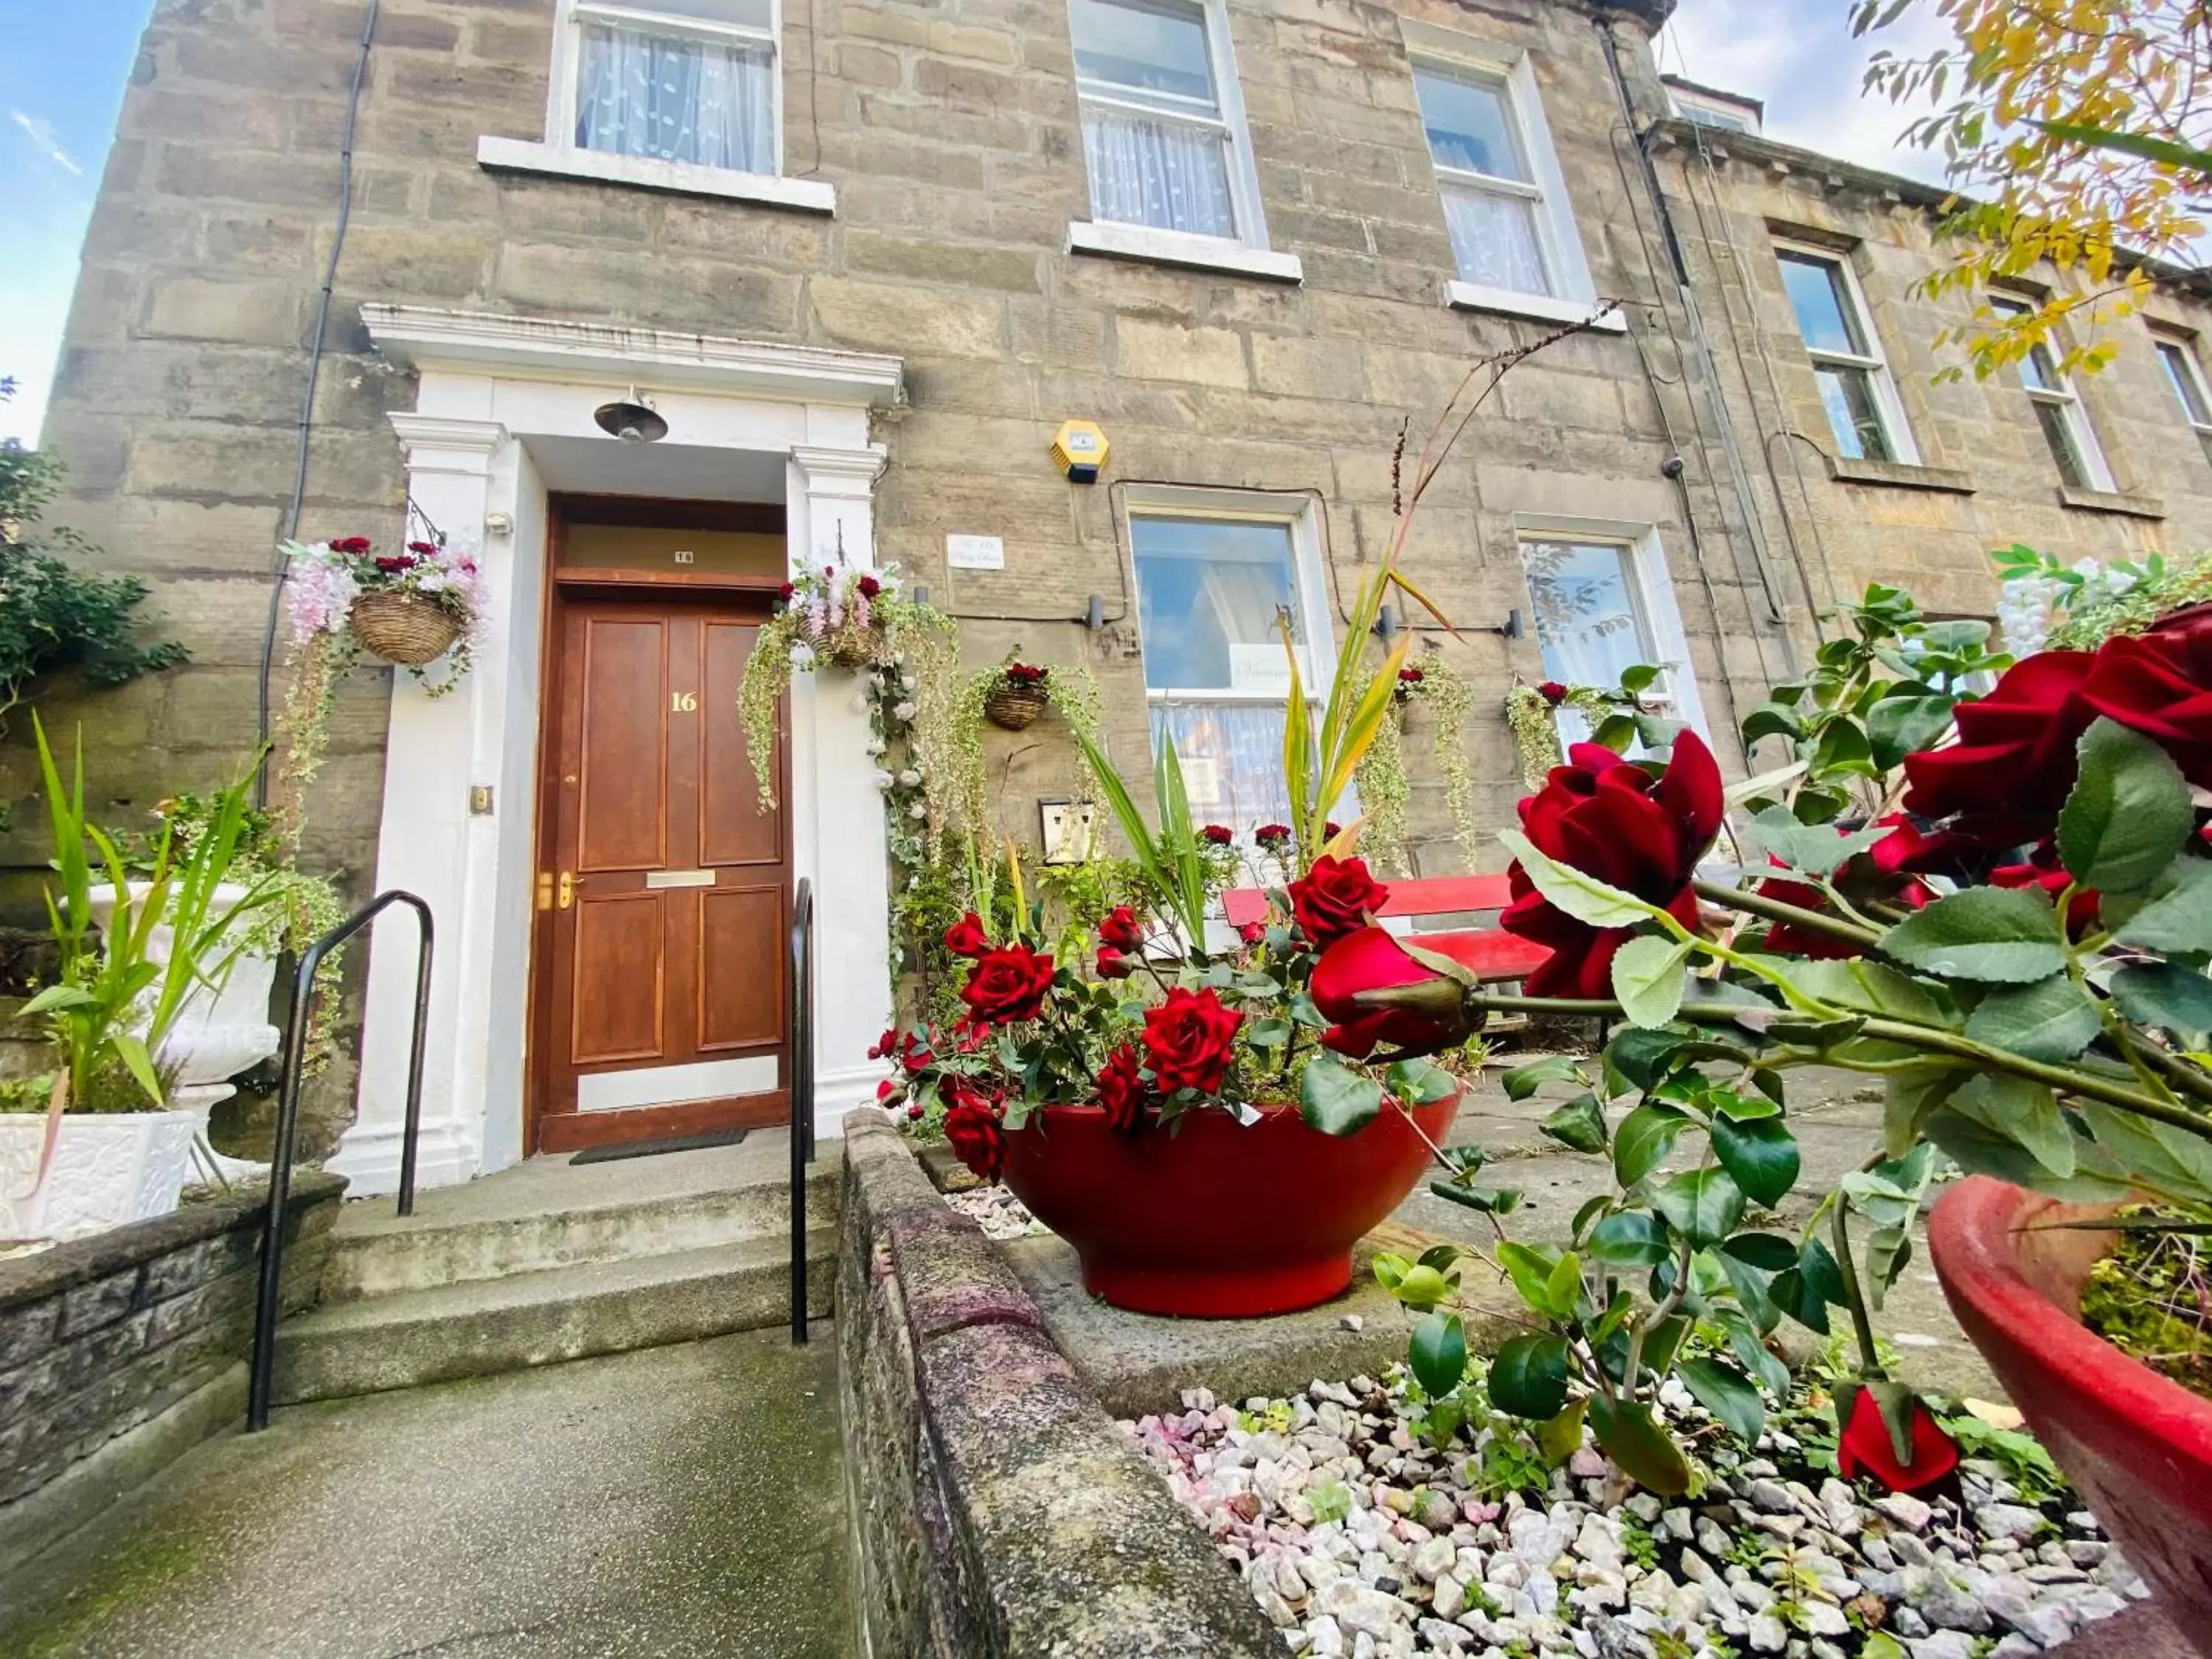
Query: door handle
[[558, 872, 574, 910]]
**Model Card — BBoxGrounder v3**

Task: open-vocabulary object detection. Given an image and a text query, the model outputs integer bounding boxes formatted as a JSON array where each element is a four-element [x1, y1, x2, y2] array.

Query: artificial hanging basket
[[984, 662, 1051, 731], [349, 590, 465, 667]]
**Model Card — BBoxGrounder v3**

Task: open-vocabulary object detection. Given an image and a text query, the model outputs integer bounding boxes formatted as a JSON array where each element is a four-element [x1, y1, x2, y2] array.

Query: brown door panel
[[532, 580, 790, 1152]]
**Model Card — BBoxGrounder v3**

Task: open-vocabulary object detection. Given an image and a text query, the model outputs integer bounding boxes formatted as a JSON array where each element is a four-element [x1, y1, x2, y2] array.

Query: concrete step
[[273, 1228, 837, 1405], [321, 1141, 841, 1303]]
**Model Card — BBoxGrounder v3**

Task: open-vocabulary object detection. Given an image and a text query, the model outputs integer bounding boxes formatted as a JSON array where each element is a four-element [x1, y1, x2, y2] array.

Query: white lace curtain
[[577, 23, 774, 173], [1439, 186, 1548, 295], [1082, 108, 1235, 237]]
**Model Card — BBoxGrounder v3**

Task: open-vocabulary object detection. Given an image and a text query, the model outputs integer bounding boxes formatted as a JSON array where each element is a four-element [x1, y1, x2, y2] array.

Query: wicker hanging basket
[[985, 682, 1051, 731], [350, 590, 463, 667]]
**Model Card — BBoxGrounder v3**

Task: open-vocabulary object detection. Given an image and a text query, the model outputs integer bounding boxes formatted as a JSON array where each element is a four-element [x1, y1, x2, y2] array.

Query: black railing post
[[789, 878, 814, 1345], [249, 890, 432, 1431]]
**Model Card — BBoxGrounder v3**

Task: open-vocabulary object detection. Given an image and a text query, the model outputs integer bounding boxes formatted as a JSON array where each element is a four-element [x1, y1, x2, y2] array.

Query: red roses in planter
[[960, 943, 1055, 1025], [1141, 987, 1242, 1096], [1499, 731, 1723, 998], [1290, 855, 1391, 947]]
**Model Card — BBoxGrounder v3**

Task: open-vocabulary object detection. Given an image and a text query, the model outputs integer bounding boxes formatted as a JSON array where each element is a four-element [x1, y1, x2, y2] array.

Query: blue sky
[[0, 0, 1953, 446]]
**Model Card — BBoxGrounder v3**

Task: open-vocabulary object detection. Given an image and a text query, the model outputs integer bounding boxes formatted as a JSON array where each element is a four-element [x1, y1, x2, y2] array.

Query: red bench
[[1222, 873, 1553, 984]]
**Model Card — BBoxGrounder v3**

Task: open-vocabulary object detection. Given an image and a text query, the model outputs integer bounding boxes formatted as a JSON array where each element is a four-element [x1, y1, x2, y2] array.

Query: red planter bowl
[[997, 1091, 1460, 1318], [1930, 1176, 2212, 1645]]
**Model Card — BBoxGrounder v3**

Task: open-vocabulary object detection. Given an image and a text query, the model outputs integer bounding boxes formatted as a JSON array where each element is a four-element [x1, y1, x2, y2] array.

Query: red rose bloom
[[1537, 681, 1569, 706], [1141, 987, 1243, 1096], [777, 580, 796, 602], [1095, 945, 1133, 979], [1254, 823, 1292, 846], [407, 540, 439, 556], [856, 574, 882, 599], [1098, 905, 1144, 950], [1324, 822, 1343, 839], [1200, 824, 1234, 846], [1237, 922, 1265, 946], [1290, 855, 1390, 947], [1004, 662, 1048, 686], [960, 944, 1055, 1025], [373, 555, 416, 574], [329, 535, 372, 554], [1500, 731, 1723, 999], [867, 1027, 896, 1060], [1096, 1044, 1148, 1133], [1835, 1385, 1960, 1495], [1312, 926, 1472, 1058], [1399, 667, 1425, 684], [942, 911, 989, 959], [943, 1083, 1006, 1180]]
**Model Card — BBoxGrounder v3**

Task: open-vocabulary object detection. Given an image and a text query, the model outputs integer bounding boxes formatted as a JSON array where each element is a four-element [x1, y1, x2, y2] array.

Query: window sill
[[1066, 220, 1302, 284], [1444, 281, 1628, 333], [2057, 484, 2166, 520], [1824, 456, 1975, 495], [476, 136, 837, 215]]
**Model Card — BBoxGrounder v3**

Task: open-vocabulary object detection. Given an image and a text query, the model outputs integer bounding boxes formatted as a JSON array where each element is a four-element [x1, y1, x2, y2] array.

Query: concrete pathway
[[0, 1328, 852, 1659]]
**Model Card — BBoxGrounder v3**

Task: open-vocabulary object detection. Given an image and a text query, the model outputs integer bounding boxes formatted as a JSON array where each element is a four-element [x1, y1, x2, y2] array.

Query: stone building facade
[[30, 0, 2212, 1188]]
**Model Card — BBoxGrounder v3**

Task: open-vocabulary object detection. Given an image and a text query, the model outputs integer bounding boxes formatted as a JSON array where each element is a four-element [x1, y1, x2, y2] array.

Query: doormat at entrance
[[569, 1128, 750, 1165]]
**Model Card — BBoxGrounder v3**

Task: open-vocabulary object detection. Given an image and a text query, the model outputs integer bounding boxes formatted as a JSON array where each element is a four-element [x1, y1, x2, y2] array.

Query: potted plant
[[1297, 572, 2212, 1632], [983, 660, 1051, 731], [282, 533, 484, 683], [0, 721, 271, 1243]]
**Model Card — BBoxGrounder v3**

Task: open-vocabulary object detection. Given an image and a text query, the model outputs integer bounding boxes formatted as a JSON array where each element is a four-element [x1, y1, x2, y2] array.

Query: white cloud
[[10, 108, 82, 177], [1659, 1, 1958, 187]]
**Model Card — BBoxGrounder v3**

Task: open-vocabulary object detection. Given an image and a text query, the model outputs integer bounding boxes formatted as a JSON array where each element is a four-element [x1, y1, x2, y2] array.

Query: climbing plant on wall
[[1352, 647, 1478, 874]]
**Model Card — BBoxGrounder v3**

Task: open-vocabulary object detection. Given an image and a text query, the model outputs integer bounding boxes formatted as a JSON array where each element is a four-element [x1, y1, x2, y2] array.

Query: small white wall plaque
[[946, 534, 1005, 571]]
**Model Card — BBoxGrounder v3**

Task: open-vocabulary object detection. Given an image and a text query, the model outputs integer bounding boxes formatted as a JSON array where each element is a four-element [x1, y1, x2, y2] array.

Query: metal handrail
[[789, 877, 815, 1344], [248, 889, 433, 1431]]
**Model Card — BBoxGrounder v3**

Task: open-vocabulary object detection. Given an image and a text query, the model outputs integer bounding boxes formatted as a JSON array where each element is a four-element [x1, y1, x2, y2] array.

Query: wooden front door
[[532, 589, 788, 1152]]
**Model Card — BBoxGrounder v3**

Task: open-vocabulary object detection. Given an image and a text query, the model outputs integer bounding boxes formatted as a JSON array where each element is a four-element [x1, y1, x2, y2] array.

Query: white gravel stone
[[1877, 1493, 1935, 1532], [1747, 1612, 1787, 1652]]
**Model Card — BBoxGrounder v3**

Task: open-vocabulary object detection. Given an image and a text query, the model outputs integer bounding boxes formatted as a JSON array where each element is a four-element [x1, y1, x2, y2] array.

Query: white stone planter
[[0, 1110, 201, 1243], [83, 880, 282, 1178]]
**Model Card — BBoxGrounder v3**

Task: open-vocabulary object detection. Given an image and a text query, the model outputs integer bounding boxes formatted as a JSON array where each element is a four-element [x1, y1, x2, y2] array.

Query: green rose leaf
[[1711, 1245, 1781, 1335], [1536, 1398, 1590, 1467], [2114, 858, 2212, 954], [1590, 1211, 1672, 1267], [1679, 1355, 1766, 1445], [1867, 692, 1957, 774], [1964, 973, 2104, 1062], [2081, 1100, 2212, 1209], [1709, 1113, 1801, 1208], [1719, 1231, 1798, 1272], [2057, 717, 2194, 895], [1586, 1395, 1692, 1496], [1883, 1066, 1964, 1158], [1811, 716, 1879, 779], [1300, 1054, 1383, 1137], [2110, 963, 2212, 1047], [1923, 1105, 2132, 1203], [1611, 935, 1693, 1029], [1487, 1332, 1572, 1420], [1427, 1179, 1523, 1215], [1386, 1056, 1459, 1106], [1495, 1240, 1563, 1314], [1500, 1054, 1583, 1101], [1741, 701, 1803, 743], [1882, 888, 2069, 984], [1614, 1102, 1690, 1187], [1652, 1166, 1747, 1248], [1499, 828, 1668, 928], [1752, 806, 1891, 878], [1951, 1072, 2076, 1178], [1540, 1091, 1610, 1154], [1786, 958, 1956, 1027], [1410, 1310, 1469, 1398]]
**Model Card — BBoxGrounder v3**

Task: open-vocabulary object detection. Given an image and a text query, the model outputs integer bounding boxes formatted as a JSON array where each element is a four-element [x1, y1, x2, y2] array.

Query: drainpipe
[[1596, 18, 1801, 675]]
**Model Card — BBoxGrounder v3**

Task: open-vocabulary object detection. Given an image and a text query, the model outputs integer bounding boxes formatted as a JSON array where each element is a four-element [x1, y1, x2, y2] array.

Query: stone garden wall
[[836, 1105, 1283, 1658], [0, 1171, 344, 1574]]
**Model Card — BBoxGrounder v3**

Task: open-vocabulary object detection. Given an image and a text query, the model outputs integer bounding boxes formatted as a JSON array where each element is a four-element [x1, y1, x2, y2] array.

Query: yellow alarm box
[[1051, 419, 1109, 483]]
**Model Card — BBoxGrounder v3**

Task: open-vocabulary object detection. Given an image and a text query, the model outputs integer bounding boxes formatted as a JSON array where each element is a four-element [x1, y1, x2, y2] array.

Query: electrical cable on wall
[[254, 0, 380, 808]]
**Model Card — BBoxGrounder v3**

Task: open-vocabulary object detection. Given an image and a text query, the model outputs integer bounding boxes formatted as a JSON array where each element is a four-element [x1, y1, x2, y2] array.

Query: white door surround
[[331, 305, 903, 1196]]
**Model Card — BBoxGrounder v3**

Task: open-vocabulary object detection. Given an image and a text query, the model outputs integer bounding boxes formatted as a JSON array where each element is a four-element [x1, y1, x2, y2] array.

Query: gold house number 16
[[671, 690, 698, 713]]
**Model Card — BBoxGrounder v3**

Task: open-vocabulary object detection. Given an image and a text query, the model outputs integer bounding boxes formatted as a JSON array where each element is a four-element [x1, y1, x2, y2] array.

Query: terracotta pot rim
[[1930, 1175, 2212, 1432]]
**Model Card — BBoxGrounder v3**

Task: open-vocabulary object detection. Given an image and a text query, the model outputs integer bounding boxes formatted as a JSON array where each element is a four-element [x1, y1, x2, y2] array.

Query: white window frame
[[1666, 84, 1761, 137], [1992, 296, 2116, 493], [1406, 24, 1621, 334], [2155, 332, 2212, 465], [1065, 0, 1290, 279], [1512, 516, 1714, 753], [475, 0, 836, 214], [1774, 240, 1919, 466]]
